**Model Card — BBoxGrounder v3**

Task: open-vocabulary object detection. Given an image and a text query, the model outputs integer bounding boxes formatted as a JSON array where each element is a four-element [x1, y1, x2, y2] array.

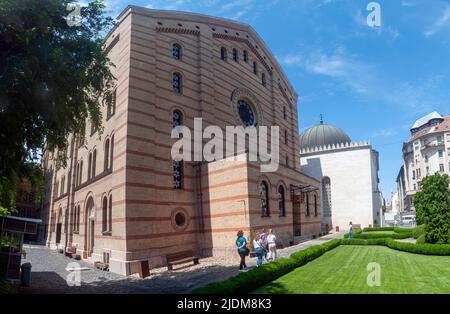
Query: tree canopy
[[414, 173, 450, 244], [0, 0, 115, 212]]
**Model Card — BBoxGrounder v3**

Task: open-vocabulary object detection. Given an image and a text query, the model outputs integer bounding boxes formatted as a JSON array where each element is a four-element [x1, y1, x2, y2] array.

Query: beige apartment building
[[42, 6, 321, 275], [400, 111, 450, 211]]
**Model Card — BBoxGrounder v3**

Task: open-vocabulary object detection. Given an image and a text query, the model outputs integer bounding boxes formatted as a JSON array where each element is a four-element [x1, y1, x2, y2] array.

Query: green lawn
[[254, 246, 450, 294]]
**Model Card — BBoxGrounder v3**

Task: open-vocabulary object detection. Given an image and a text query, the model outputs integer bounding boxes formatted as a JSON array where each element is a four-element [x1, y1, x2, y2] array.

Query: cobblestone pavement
[[20, 232, 345, 294]]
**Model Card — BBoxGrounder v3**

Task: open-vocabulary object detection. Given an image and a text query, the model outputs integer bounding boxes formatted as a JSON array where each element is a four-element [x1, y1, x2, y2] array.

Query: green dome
[[300, 123, 351, 149]]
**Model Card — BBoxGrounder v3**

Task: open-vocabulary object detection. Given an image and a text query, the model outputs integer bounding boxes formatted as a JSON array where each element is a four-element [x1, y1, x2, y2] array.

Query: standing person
[[260, 228, 269, 262], [348, 221, 353, 239], [253, 234, 264, 267], [267, 229, 277, 260], [235, 230, 248, 271]]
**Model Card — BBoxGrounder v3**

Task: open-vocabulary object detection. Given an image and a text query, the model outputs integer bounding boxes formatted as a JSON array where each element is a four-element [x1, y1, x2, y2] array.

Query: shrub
[[412, 225, 426, 239], [416, 234, 426, 244], [386, 239, 450, 255], [344, 232, 411, 240], [362, 227, 394, 232], [340, 238, 387, 246], [0, 276, 16, 294]]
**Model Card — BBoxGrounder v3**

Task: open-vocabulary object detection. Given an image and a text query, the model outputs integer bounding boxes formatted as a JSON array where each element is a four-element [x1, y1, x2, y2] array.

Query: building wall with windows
[[400, 112, 450, 212], [42, 6, 321, 276]]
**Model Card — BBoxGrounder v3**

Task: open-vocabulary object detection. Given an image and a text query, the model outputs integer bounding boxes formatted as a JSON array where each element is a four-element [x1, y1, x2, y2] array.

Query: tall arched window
[[110, 135, 114, 170], [172, 110, 183, 128], [306, 193, 310, 216], [220, 47, 227, 61], [283, 106, 287, 120], [92, 149, 97, 177], [173, 72, 182, 94], [278, 185, 286, 217], [102, 196, 108, 233], [173, 160, 184, 189], [108, 194, 112, 232], [104, 139, 110, 171], [243, 50, 248, 62], [262, 72, 266, 86], [74, 205, 80, 232], [232, 48, 238, 62], [172, 43, 181, 60], [253, 61, 258, 74], [285, 129, 288, 145], [260, 181, 270, 217], [322, 177, 332, 217], [314, 194, 318, 216]]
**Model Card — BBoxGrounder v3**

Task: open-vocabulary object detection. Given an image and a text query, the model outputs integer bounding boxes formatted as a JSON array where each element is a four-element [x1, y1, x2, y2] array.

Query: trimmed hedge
[[345, 227, 413, 239], [386, 239, 450, 256], [193, 237, 450, 294], [412, 225, 426, 239], [362, 227, 394, 232]]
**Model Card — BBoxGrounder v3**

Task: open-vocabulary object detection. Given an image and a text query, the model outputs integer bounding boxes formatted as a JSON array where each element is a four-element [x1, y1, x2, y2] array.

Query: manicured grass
[[254, 246, 450, 294]]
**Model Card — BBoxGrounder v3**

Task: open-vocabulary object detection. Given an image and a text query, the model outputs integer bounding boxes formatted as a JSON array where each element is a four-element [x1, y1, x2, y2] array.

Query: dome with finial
[[299, 116, 351, 150]]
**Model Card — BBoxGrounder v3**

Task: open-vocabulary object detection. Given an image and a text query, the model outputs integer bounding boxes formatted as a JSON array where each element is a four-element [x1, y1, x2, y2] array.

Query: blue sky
[[102, 0, 450, 199]]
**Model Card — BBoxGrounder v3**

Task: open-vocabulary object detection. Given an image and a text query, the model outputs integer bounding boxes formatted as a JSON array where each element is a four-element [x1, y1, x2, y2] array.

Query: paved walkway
[[20, 231, 345, 294]]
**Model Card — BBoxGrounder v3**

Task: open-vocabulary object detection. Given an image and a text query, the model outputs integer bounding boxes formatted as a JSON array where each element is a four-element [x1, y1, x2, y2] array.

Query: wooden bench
[[94, 261, 109, 271], [166, 250, 199, 271], [352, 224, 362, 230]]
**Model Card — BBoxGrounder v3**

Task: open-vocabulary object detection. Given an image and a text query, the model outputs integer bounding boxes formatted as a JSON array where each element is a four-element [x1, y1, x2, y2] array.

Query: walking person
[[267, 229, 277, 260], [253, 234, 264, 267], [260, 228, 269, 262], [235, 230, 248, 271], [348, 221, 353, 239]]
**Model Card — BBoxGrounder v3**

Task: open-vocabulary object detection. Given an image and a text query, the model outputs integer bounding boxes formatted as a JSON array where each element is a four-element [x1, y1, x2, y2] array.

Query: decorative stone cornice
[[156, 27, 200, 36], [300, 141, 372, 155]]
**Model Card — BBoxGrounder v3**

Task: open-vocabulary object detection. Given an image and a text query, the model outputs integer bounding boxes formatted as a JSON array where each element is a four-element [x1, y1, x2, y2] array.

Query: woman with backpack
[[235, 230, 249, 271]]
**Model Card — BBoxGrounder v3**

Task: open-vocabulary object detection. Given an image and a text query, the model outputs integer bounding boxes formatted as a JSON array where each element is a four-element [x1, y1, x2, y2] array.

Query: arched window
[[262, 72, 266, 86], [285, 129, 288, 145], [92, 149, 97, 178], [232, 48, 238, 62], [104, 139, 110, 171], [88, 153, 92, 180], [172, 110, 183, 128], [278, 185, 286, 217], [110, 135, 114, 170], [220, 47, 227, 61], [314, 194, 318, 216], [173, 72, 182, 94], [243, 50, 248, 62], [73, 205, 80, 233], [106, 89, 116, 120], [306, 193, 310, 216], [108, 194, 112, 232], [172, 43, 181, 60], [260, 181, 270, 217], [173, 160, 184, 189], [102, 196, 108, 233], [253, 61, 258, 74], [283, 106, 287, 120], [322, 177, 332, 217], [60, 176, 65, 195]]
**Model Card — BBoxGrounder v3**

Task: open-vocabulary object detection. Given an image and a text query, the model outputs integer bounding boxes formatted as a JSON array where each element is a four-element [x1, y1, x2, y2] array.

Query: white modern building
[[399, 111, 450, 211], [299, 120, 383, 232]]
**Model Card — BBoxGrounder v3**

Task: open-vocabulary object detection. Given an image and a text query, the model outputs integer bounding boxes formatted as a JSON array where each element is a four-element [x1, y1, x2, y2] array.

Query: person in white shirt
[[267, 229, 277, 260], [253, 233, 264, 267]]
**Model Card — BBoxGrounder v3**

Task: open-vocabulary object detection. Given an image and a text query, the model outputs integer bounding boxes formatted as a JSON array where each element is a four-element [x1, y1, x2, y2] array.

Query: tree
[[0, 0, 115, 211], [414, 173, 450, 244]]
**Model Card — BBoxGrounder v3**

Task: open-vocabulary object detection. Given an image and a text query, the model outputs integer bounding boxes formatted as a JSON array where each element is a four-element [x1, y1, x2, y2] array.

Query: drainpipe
[[64, 136, 76, 251], [194, 162, 205, 233]]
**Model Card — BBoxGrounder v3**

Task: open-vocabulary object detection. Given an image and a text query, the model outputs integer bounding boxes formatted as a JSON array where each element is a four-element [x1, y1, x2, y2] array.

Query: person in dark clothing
[[236, 230, 248, 270]]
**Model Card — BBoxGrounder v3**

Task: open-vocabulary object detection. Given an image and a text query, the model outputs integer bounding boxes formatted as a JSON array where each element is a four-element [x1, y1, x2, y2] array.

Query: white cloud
[[424, 5, 450, 37], [373, 128, 396, 137]]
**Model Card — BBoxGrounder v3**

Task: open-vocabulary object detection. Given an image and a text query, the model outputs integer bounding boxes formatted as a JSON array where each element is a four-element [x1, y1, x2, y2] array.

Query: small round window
[[175, 212, 186, 227], [237, 100, 256, 127]]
